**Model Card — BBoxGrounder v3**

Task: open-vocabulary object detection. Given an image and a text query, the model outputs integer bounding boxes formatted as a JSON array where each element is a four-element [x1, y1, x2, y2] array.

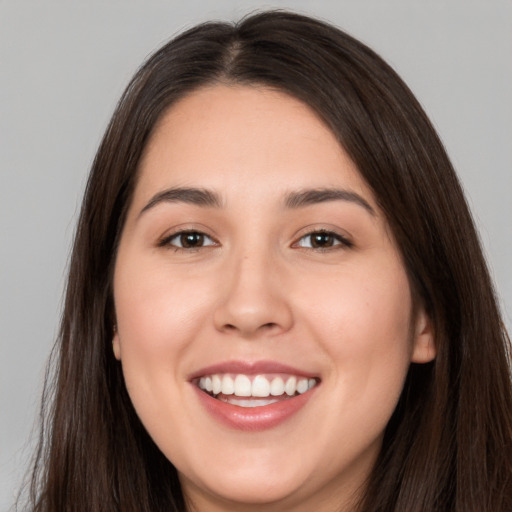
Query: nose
[[213, 251, 294, 338]]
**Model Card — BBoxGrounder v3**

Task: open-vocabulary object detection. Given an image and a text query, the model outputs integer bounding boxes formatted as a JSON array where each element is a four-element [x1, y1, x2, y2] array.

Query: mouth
[[195, 373, 318, 408], [190, 362, 320, 430]]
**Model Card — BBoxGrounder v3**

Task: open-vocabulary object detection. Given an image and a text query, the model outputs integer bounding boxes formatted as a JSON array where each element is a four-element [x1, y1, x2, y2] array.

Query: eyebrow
[[139, 187, 223, 217], [284, 188, 375, 215], [139, 186, 375, 217]]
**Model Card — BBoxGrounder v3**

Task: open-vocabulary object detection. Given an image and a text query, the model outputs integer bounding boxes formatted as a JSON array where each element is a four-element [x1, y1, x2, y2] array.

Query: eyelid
[[158, 227, 219, 249], [156, 225, 352, 251], [291, 227, 353, 250]]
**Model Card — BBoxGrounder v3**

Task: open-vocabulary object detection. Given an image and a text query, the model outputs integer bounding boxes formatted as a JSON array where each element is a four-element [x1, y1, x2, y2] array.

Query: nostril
[[225, 322, 276, 330], [221, 321, 279, 336]]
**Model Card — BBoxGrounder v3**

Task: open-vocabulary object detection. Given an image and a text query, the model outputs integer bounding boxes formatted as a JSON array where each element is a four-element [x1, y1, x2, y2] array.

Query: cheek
[[306, 257, 413, 347], [300, 260, 414, 401], [111, 254, 221, 435], [112, 256, 215, 440], [114, 257, 214, 356]]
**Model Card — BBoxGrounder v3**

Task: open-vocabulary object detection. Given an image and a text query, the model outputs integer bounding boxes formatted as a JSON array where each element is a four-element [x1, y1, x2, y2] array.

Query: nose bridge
[[213, 243, 293, 337]]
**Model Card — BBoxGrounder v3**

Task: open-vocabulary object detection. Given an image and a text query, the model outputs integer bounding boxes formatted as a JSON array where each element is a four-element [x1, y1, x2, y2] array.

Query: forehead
[[135, 84, 374, 207]]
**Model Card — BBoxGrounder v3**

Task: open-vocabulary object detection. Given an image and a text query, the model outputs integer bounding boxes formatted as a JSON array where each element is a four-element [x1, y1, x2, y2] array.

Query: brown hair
[[22, 10, 512, 512]]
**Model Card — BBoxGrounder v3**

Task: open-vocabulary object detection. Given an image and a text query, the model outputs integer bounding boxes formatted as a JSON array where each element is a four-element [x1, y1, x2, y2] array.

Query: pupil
[[312, 233, 332, 248], [181, 232, 203, 248]]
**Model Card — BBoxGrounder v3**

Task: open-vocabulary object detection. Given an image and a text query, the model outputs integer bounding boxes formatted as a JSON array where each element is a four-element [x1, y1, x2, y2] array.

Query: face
[[113, 85, 435, 512]]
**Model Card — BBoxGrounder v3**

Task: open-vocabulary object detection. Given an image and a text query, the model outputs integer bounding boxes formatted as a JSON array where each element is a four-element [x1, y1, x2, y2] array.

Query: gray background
[[1, 0, 510, 509]]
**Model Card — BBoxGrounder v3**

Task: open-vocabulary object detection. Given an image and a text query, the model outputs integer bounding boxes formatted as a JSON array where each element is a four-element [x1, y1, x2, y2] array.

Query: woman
[[24, 10, 512, 512]]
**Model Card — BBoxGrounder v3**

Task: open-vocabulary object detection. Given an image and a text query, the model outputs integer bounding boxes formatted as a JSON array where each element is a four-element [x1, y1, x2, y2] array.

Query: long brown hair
[[22, 10, 512, 512]]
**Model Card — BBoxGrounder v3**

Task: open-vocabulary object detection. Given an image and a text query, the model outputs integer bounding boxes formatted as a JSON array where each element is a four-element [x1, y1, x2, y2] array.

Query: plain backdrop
[[1, 0, 511, 509]]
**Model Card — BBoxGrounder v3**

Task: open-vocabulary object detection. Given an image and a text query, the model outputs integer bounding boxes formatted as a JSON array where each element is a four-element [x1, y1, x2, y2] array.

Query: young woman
[[24, 10, 512, 512]]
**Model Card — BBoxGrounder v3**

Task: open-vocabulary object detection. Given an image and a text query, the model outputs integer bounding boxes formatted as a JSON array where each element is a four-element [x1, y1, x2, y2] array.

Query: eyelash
[[293, 229, 353, 250], [158, 229, 353, 251], [158, 230, 218, 251]]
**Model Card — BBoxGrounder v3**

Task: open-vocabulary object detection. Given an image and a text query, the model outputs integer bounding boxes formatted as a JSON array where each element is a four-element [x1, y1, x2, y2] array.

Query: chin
[[180, 462, 311, 507]]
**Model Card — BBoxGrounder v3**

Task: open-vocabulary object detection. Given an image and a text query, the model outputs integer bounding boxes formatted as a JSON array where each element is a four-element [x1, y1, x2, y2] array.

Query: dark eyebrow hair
[[139, 187, 223, 217], [139, 186, 375, 218], [284, 188, 375, 215]]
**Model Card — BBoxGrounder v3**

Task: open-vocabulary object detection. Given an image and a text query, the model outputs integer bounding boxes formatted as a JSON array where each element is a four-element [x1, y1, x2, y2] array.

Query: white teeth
[[212, 375, 222, 394], [219, 397, 280, 408], [297, 378, 308, 394], [234, 374, 251, 397], [285, 376, 297, 396], [198, 373, 318, 398], [221, 375, 234, 395], [252, 375, 270, 397], [270, 377, 285, 396]]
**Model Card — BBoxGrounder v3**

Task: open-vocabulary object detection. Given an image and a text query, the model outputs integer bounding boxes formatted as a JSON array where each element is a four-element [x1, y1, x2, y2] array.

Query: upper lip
[[188, 360, 319, 381]]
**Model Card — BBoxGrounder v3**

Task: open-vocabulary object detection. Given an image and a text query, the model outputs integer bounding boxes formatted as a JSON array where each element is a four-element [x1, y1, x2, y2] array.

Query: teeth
[[198, 373, 317, 399], [285, 376, 297, 396], [218, 397, 280, 408], [270, 377, 285, 396], [252, 375, 270, 397], [297, 378, 308, 394], [212, 375, 222, 395], [234, 374, 251, 396], [221, 375, 234, 395]]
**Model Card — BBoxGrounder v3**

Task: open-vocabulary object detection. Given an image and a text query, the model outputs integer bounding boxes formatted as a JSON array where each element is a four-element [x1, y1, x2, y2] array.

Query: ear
[[112, 329, 122, 360], [411, 307, 436, 363]]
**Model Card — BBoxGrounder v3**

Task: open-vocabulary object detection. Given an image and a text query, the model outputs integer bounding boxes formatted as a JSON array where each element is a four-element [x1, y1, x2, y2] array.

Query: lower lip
[[192, 385, 316, 431]]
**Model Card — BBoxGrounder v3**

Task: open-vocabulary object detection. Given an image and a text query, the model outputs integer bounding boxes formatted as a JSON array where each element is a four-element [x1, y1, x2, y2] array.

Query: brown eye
[[180, 232, 205, 248], [310, 232, 336, 248], [161, 230, 216, 249], [296, 230, 352, 250]]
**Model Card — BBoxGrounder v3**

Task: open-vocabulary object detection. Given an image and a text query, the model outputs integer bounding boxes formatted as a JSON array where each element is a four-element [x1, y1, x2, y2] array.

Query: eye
[[295, 230, 352, 250], [160, 230, 217, 250]]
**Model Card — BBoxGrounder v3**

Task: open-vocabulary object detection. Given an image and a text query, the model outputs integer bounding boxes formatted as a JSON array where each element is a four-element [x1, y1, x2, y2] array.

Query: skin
[[112, 85, 435, 512]]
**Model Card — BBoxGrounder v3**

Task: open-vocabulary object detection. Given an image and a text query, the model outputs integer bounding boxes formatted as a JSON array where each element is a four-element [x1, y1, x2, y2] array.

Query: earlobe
[[112, 330, 121, 360], [411, 308, 436, 363]]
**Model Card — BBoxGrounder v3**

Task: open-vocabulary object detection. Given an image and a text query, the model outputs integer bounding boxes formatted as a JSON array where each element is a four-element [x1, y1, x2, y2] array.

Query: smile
[[190, 362, 320, 430], [197, 374, 318, 407]]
